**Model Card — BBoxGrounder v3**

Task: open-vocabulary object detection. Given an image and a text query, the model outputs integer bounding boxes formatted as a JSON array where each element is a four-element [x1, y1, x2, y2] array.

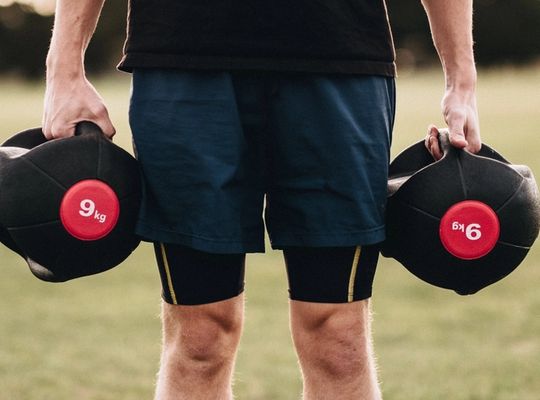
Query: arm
[[43, 0, 115, 139], [421, 0, 481, 159]]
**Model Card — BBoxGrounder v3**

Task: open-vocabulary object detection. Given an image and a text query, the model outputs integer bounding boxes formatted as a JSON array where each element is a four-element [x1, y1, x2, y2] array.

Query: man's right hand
[[43, 75, 116, 140], [42, 0, 112, 140]]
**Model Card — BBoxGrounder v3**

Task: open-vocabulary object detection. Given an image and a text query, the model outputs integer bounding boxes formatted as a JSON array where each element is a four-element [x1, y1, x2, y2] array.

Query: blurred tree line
[[1, 0, 539, 79]]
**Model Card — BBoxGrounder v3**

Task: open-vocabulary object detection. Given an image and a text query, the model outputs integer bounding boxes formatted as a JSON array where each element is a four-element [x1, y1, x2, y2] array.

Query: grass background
[[0, 67, 539, 399]]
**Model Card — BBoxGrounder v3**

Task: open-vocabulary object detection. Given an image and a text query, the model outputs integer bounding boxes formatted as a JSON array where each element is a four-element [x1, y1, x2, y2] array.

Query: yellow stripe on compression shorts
[[348, 246, 362, 302], [159, 243, 178, 305]]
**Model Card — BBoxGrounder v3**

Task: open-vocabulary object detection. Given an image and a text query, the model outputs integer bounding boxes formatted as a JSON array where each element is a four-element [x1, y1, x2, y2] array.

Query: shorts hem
[[289, 291, 373, 304], [136, 222, 265, 254], [270, 226, 385, 249], [162, 289, 246, 306]]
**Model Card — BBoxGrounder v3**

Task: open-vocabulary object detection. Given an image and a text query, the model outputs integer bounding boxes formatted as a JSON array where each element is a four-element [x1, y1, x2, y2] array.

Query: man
[[43, 1, 480, 399]]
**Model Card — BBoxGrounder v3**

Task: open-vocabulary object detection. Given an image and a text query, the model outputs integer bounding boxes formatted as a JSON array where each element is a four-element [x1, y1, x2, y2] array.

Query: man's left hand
[[426, 87, 481, 160]]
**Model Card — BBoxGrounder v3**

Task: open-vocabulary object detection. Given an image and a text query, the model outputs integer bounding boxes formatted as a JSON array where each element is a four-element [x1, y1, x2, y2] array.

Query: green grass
[[0, 67, 539, 399]]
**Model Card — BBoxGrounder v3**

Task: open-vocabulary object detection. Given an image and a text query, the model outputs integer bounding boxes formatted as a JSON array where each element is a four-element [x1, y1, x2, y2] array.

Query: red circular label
[[60, 180, 120, 241], [439, 200, 500, 260]]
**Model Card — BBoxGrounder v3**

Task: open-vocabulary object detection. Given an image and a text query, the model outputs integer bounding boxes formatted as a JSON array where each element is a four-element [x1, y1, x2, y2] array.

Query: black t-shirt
[[118, 0, 396, 76]]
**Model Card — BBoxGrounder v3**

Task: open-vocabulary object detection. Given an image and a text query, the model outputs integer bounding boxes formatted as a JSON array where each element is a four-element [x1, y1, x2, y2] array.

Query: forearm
[[46, 0, 106, 79], [421, 0, 476, 90], [421, 0, 481, 156]]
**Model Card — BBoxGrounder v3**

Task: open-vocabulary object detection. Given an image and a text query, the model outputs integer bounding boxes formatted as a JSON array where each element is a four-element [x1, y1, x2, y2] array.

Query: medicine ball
[[0, 122, 142, 282], [381, 131, 540, 295]]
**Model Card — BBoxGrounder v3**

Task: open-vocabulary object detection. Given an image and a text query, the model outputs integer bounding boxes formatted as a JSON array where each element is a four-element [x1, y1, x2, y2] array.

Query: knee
[[292, 301, 372, 379], [162, 297, 244, 370]]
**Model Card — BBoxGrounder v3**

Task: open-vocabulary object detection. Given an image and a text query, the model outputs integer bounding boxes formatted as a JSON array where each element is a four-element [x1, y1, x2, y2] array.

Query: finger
[[43, 121, 53, 140], [424, 124, 439, 149], [424, 124, 435, 147], [430, 135, 443, 160], [425, 125, 443, 160], [449, 131, 468, 149], [42, 112, 49, 138], [465, 135, 481, 154], [92, 106, 116, 138], [446, 111, 468, 149], [464, 121, 482, 154], [98, 118, 116, 139], [42, 109, 55, 140], [50, 121, 76, 139]]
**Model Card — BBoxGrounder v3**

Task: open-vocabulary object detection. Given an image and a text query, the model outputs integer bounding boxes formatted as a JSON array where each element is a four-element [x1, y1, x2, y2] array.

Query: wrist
[[46, 56, 85, 82], [443, 60, 477, 92], [46, 41, 86, 80]]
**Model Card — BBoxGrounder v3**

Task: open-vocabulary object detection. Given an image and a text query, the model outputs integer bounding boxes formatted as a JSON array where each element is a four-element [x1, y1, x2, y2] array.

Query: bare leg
[[154, 294, 244, 400], [290, 299, 381, 400]]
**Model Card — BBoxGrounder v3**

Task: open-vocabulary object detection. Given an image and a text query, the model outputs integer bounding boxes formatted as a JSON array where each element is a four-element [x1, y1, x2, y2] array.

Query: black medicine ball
[[0, 122, 142, 282], [381, 131, 540, 295]]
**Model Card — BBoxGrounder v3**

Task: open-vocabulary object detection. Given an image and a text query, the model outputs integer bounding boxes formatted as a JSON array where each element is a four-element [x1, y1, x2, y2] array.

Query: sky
[[0, 0, 55, 15]]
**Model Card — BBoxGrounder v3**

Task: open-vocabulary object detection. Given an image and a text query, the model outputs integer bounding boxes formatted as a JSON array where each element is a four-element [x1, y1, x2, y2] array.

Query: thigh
[[154, 242, 246, 305], [283, 245, 379, 303], [266, 75, 396, 249]]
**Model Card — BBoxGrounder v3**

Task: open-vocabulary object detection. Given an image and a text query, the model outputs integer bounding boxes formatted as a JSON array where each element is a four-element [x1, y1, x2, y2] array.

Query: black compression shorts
[[154, 243, 379, 305]]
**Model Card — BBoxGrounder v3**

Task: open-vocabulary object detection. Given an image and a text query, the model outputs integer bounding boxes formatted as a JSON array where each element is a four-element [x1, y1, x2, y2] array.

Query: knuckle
[[469, 140, 482, 153], [444, 105, 466, 118], [91, 104, 107, 118], [447, 113, 466, 126], [43, 126, 53, 139], [50, 122, 74, 139]]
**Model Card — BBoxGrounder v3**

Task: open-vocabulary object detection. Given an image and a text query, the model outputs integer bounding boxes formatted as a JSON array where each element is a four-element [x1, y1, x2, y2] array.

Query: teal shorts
[[129, 70, 395, 253]]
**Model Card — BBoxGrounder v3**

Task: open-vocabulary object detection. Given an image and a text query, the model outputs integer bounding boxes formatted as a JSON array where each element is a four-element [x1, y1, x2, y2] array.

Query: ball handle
[[437, 128, 457, 159], [74, 121, 108, 139]]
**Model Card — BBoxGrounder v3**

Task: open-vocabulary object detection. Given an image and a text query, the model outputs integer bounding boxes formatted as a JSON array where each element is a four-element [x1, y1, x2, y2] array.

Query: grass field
[[0, 67, 539, 400]]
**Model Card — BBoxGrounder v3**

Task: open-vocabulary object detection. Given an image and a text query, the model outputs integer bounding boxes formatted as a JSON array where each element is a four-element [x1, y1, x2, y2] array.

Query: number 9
[[465, 223, 482, 241], [79, 199, 95, 217]]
